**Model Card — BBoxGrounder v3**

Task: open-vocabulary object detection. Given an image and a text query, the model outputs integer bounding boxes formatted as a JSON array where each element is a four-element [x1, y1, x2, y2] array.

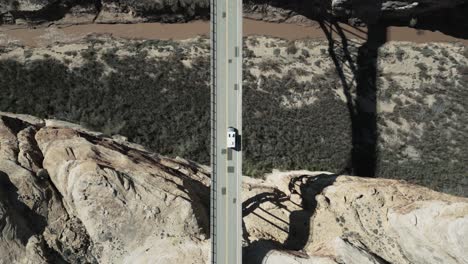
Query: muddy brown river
[[1, 19, 467, 47]]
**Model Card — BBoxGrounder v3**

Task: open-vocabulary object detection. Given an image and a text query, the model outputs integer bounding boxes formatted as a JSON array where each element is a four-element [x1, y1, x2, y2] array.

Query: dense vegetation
[[0, 38, 466, 196], [0, 40, 211, 161], [376, 77, 468, 195], [242, 68, 351, 176]]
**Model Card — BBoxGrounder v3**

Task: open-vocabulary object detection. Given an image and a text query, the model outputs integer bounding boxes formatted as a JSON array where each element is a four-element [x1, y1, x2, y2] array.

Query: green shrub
[[286, 41, 298, 55], [258, 59, 282, 73], [64, 50, 78, 56], [421, 46, 436, 58], [273, 48, 281, 56], [463, 47, 468, 59], [395, 48, 405, 62], [416, 62, 430, 80]]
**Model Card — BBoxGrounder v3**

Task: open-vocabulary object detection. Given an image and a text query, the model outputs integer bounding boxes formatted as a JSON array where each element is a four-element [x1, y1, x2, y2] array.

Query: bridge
[[210, 0, 243, 263]]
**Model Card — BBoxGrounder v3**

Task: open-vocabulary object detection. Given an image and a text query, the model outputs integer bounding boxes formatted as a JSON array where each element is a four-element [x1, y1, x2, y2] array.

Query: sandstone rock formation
[[1, 0, 467, 29], [244, 0, 468, 37], [0, 0, 211, 24], [0, 112, 211, 263], [243, 171, 468, 264], [330, 0, 467, 21], [1, 112, 467, 263]]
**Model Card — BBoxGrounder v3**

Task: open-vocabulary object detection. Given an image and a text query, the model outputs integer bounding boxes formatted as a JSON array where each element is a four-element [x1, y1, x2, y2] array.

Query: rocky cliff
[[0, 0, 211, 24], [243, 171, 468, 264], [0, 112, 211, 263], [0, 112, 467, 263], [1, 0, 467, 32]]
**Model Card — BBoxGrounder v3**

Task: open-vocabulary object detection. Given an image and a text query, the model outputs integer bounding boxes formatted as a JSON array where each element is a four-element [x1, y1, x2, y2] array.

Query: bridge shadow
[[247, 0, 388, 177], [242, 173, 337, 264], [319, 18, 387, 177], [242, 4, 388, 260]]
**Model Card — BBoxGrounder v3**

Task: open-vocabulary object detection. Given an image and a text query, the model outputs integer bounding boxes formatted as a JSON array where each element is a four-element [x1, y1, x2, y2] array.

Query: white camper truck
[[227, 127, 237, 149]]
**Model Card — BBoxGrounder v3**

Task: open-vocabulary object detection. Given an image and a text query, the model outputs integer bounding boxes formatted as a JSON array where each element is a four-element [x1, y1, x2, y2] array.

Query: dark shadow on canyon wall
[[244, 0, 468, 39], [0, 171, 68, 263], [242, 174, 337, 264], [0, 171, 47, 244], [4, 1, 76, 24], [382, 2, 468, 39]]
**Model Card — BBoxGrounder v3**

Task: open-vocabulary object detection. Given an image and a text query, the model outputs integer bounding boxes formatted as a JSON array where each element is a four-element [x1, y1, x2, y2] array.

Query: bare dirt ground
[[0, 19, 467, 47]]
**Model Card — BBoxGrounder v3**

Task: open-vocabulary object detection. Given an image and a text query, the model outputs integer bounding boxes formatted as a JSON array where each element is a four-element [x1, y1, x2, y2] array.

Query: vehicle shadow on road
[[242, 173, 337, 264]]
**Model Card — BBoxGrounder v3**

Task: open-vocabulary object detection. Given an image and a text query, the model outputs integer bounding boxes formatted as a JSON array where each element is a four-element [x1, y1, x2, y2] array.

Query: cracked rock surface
[[0, 112, 467, 264], [1, 0, 466, 25], [243, 172, 468, 264], [0, 0, 211, 24], [0, 112, 210, 263]]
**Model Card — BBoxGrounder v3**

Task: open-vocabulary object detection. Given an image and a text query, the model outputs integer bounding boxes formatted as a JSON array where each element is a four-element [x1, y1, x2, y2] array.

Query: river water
[[0, 19, 467, 47]]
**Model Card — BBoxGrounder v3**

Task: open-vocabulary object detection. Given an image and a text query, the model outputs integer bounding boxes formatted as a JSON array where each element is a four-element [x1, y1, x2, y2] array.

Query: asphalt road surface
[[210, 0, 243, 263]]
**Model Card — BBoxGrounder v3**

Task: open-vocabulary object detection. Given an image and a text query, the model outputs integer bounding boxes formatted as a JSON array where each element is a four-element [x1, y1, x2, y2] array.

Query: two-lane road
[[210, 0, 243, 263]]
